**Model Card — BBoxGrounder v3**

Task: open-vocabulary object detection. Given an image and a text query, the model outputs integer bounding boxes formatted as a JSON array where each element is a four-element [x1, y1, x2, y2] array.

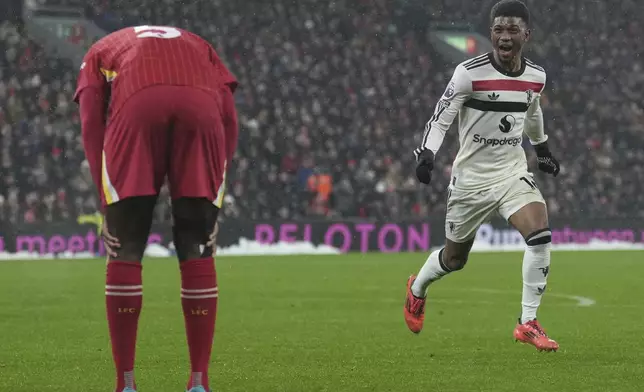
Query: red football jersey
[[73, 25, 238, 117]]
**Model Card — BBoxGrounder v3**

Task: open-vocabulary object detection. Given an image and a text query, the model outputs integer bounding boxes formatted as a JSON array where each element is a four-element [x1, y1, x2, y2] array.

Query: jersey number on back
[[134, 25, 182, 39]]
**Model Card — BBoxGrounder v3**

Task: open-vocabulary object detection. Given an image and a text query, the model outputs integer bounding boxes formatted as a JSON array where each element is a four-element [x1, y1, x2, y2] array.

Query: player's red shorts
[[101, 85, 227, 208]]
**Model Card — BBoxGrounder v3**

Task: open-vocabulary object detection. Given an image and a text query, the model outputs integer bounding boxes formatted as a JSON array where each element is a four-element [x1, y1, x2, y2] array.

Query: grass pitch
[[1, 251, 643, 391]]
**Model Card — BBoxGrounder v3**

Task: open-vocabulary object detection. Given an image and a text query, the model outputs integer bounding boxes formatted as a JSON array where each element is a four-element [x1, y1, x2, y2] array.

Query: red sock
[[106, 261, 143, 392], [180, 257, 218, 390]]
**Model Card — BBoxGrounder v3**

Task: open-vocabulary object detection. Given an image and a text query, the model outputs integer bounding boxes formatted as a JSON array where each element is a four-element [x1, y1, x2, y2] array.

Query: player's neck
[[492, 51, 522, 73]]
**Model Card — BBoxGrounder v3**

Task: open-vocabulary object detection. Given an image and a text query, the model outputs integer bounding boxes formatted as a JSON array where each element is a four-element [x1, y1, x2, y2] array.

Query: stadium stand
[[1, 0, 643, 223]]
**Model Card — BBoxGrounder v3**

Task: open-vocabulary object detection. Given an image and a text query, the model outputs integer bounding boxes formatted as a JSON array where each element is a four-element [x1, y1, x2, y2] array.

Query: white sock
[[411, 248, 450, 297], [521, 238, 551, 324]]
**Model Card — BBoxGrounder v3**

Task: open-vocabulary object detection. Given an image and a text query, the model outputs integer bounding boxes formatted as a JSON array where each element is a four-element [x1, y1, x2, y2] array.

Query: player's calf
[[405, 239, 473, 333], [172, 197, 220, 391], [106, 261, 142, 392], [103, 196, 157, 392], [410, 239, 473, 298], [508, 201, 551, 323], [507, 201, 551, 323], [521, 228, 552, 323], [441, 246, 469, 272]]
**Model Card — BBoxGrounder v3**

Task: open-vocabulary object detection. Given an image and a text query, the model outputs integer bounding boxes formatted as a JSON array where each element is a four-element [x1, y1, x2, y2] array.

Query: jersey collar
[[487, 52, 526, 77]]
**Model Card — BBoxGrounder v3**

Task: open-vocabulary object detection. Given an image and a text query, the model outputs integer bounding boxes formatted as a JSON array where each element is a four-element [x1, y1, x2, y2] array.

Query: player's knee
[[172, 198, 219, 262], [173, 223, 212, 261], [114, 242, 147, 262], [444, 254, 468, 271], [105, 196, 156, 261], [443, 240, 472, 271], [441, 250, 468, 271], [525, 228, 552, 247]]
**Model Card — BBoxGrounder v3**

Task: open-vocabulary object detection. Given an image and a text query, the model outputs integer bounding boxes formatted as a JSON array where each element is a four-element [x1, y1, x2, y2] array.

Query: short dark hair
[[490, 0, 530, 26]]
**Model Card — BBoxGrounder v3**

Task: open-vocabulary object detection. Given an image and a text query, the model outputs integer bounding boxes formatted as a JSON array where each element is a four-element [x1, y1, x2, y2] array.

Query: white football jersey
[[420, 52, 547, 191]]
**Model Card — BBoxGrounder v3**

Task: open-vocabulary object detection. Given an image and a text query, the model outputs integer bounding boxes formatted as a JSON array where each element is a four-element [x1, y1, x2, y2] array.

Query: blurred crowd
[[0, 20, 93, 224], [1, 0, 643, 224]]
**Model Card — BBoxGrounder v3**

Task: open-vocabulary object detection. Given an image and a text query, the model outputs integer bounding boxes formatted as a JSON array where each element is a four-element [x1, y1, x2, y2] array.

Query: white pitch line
[[550, 294, 596, 307], [456, 288, 596, 307]]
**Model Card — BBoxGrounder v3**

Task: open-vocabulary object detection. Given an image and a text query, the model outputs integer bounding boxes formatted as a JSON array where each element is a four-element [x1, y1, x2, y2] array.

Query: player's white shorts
[[445, 173, 545, 242]]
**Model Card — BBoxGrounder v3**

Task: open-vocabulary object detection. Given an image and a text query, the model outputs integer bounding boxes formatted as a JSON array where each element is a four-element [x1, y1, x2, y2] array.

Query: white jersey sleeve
[[420, 64, 472, 154], [524, 86, 547, 145]]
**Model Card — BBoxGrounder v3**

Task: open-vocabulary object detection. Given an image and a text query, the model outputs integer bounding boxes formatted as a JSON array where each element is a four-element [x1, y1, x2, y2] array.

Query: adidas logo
[[488, 92, 499, 100]]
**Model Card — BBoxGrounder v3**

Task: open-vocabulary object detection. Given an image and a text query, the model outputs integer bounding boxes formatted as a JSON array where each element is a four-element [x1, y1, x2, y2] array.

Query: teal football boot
[[187, 387, 209, 392]]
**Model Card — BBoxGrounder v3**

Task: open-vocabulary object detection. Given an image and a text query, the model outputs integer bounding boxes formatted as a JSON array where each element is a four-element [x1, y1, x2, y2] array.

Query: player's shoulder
[[177, 27, 207, 40], [459, 53, 493, 72], [522, 57, 546, 81], [87, 28, 131, 52], [444, 54, 491, 84], [452, 53, 496, 83], [523, 57, 546, 73]]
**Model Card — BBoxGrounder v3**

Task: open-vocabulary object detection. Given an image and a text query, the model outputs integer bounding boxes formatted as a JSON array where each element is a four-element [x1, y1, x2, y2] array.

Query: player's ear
[[524, 28, 531, 43]]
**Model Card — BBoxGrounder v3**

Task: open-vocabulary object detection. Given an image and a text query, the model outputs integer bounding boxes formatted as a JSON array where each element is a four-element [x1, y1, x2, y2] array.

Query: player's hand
[[101, 219, 121, 258], [414, 147, 435, 184], [206, 222, 219, 255], [534, 141, 560, 177]]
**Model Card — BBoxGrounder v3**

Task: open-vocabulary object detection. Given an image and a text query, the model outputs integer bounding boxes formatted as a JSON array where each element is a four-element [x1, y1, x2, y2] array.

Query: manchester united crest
[[525, 89, 534, 105]]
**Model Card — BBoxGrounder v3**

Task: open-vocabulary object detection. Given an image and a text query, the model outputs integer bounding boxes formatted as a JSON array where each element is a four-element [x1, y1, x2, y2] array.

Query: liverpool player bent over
[[404, 0, 561, 352], [75, 25, 239, 391]]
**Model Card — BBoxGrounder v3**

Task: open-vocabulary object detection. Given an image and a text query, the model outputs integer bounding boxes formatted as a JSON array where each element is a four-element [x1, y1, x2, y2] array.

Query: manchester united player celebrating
[[404, 1, 561, 351], [75, 25, 238, 392]]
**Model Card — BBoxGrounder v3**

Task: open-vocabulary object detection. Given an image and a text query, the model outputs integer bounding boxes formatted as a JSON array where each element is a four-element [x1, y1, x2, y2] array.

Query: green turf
[[1, 251, 643, 391]]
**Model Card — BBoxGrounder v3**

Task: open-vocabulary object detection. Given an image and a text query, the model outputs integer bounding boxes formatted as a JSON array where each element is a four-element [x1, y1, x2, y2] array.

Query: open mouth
[[498, 43, 513, 56]]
